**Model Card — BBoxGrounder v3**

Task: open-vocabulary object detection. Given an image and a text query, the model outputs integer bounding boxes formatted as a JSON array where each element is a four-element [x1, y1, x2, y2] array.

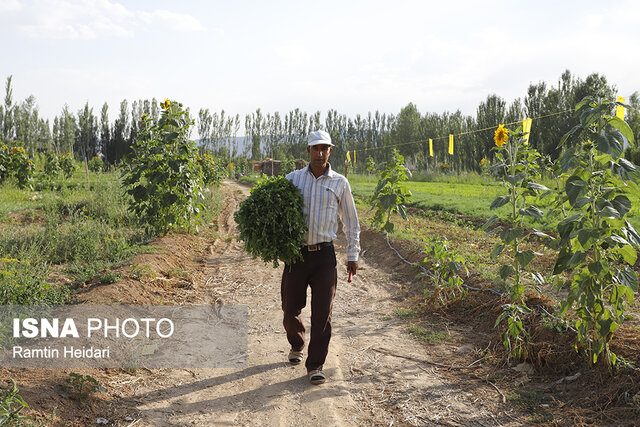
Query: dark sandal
[[308, 369, 326, 385], [288, 349, 303, 365]]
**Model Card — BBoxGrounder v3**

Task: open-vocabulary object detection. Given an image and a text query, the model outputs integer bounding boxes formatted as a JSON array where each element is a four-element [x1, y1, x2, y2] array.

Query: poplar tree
[[198, 108, 212, 149], [14, 95, 38, 153], [3, 75, 14, 141], [99, 103, 110, 158], [109, 100, 129, 164], [76, 102, 98, 159], [56, 105, 77, 156], [249, 108, 264, 160], [393, 103, 421, 159], [476, 94, 506, 162], [37, 118, 52, 152]]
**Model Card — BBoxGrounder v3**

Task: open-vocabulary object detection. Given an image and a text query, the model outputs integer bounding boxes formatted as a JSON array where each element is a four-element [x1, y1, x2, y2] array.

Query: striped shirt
[[286, 164, 361, 261]]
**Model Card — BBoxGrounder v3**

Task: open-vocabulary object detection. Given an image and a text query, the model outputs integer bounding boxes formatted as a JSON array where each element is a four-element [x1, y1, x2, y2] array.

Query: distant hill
[[194, 136, 250, 153]]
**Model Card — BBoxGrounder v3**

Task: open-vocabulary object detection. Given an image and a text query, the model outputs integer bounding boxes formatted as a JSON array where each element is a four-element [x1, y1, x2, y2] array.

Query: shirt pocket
[[321, 185, 340, 217]]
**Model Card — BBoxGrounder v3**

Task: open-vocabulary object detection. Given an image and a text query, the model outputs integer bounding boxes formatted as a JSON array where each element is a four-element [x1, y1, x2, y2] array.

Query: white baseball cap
[[307, 130, 334, 146]]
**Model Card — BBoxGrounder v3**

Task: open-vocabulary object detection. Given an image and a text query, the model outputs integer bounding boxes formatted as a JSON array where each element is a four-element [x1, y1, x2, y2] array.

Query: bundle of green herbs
[[234, 176, 307, 267]]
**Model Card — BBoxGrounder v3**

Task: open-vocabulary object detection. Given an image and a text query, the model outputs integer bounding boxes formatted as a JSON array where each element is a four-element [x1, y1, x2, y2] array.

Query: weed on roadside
[[407, 324, 450, 344], [506, 389, 555, 424], [129, 264, 155, 280], [98, 270, 121, 285], [168, 268, 187, 278], [1, 379, 29, 425], [62, 373, 106, 402], [394, 308, 418, 319], [0, 258, 69, 305], [419, 236, 468, 306]]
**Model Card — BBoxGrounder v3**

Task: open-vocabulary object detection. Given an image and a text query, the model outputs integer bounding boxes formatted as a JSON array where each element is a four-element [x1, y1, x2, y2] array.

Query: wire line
[[346, 108, 575, 155]]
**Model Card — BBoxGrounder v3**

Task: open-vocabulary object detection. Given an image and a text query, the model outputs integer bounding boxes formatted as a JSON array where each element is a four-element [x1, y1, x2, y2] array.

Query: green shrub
[[198, 152, 225, 186], [122, 99, 205, 234], [44, 151, 76, 179], [88, 156, 104, 172], [420, 236, 468, 305], [370, 149, 412, 233], [552, 96, 639, 367], [0, 141, 34, 189], [99, 271, 121, 285], [280, 157, 295, 176], [62, 373, 106, 401], [234, 157, 251, 175], [0, 258, 69, 305], [0, 379, 30, 425]]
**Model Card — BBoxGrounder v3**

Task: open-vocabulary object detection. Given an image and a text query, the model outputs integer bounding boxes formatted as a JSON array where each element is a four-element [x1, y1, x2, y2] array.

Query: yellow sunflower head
[[494, 124, 509, 147], [163, 99, 171, 110], [479, 158, 485, 166]]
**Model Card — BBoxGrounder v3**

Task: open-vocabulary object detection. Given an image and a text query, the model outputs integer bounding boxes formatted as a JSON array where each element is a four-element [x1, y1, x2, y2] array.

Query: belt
[[302, 242, 333, 252]]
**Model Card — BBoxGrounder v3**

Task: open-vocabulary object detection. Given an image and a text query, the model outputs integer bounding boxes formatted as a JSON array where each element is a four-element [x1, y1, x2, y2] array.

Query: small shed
[[258, 158, 281, 176]]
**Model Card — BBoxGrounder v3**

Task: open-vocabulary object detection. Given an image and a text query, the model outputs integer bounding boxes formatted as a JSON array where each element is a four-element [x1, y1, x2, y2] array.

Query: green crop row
[[349, 173, 640, 231]]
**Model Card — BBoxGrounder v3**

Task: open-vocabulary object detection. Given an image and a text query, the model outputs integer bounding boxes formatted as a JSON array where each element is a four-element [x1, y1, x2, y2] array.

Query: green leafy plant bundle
[[234, 176, 306, 267]]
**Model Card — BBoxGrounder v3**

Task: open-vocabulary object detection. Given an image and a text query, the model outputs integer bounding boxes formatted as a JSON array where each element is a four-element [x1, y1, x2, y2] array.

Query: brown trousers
[[281, 244, 337, 372]]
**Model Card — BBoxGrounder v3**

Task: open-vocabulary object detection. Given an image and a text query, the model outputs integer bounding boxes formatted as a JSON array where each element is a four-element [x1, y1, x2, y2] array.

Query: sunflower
[[479, 158, 485, 166], [494, 124, 509, 147], [163, 99, 171, 110]]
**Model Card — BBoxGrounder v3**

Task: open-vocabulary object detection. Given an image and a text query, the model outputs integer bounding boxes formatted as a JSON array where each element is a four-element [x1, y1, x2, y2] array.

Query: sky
[[1, 0, 639, 135]]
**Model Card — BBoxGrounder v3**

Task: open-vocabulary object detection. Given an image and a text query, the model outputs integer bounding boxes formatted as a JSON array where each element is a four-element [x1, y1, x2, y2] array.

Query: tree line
[[1, 70, 638, 173]]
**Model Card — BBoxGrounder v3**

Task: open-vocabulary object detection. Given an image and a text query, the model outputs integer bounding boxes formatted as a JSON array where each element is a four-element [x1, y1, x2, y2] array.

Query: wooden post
[[84, 155, 90, 190]]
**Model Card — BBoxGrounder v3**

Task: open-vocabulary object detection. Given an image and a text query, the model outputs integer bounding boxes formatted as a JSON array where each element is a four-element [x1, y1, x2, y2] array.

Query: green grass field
[[0, 168, 224, 305], [348, 173, 640, 231]]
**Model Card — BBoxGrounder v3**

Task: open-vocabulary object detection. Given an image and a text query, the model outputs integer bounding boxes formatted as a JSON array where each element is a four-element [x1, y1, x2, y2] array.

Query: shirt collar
[[306, 163, 335, 178]]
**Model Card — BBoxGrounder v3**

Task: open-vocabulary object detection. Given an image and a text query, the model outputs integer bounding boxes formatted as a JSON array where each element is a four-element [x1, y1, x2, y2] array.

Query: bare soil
[[3, 181, 640, 426]]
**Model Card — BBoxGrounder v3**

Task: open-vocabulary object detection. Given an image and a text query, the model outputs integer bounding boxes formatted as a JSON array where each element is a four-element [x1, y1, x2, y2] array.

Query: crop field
[[349, 173, 640, 231]]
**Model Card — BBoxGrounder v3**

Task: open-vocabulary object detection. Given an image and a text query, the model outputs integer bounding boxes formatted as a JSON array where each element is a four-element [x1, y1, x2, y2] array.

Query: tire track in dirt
[[129, 181, 518, 426]]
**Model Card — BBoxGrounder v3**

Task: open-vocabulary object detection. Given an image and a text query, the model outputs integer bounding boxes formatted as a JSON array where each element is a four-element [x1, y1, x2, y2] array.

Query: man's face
[[307, 144, 332, 169]]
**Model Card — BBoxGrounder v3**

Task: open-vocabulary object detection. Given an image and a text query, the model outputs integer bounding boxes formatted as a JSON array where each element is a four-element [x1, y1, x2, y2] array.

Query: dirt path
[[91, 181, 515, 426]]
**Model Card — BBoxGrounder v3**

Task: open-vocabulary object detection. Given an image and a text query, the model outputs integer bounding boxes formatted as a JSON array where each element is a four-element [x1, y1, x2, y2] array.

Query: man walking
[[282, 130, 360, 385]]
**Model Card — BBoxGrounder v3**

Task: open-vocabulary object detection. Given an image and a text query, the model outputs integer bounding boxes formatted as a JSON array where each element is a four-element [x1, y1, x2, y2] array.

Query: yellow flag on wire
[[448, 134, 454, 155], [429, 139, 433, 157], [354, 150, 356, 163], [346, 151, 351, 162], [617, 96, 625, 120], [523, 118, 533, 145]]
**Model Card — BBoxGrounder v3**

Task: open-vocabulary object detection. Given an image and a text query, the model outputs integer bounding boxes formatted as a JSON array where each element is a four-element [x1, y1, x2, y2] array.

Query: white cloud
[[137, 9, 206, 33], [17, 0, 206, 40], [19, 0, 134, 39], [0, 0, 23, 12]]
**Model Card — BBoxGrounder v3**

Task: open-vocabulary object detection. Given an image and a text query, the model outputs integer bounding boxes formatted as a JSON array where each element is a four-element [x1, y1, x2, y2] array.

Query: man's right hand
[[347, 261, 358, 276]]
